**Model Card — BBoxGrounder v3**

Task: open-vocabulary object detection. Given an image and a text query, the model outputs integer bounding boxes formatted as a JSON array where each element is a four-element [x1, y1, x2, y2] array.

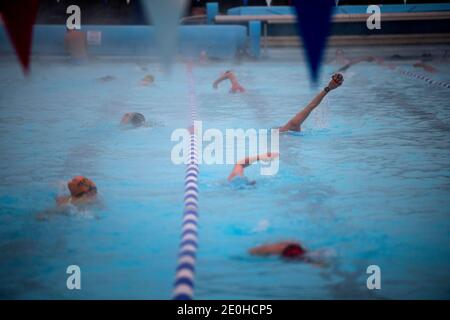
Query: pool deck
[[215, 4, 450, 47], [267, 34, 450, 47]]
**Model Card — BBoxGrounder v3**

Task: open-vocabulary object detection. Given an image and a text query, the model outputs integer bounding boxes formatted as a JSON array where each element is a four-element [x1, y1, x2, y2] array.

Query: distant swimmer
[[390, 53, 434, 61], [213, 70, 245, 93], [120, 112, 146, 128], [334, 48, 350, 65], [278, 74, 343, 133], [249, 241, 329, 266], [385, 53, 438, 73], [333, 49, 375, 73], [140, 74, 155, 86], [228, 152, 279, 184], [137, 62, 149, 72], [97, 75, 115, 82], [413, 61, 438, 73], [56, 176, 98, 207]]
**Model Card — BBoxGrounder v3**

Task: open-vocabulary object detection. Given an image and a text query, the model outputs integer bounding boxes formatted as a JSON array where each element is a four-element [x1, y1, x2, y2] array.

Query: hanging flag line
[[293, 0, 335, 84], [172, 62, 200, 300], [0, 0, 40, 74]]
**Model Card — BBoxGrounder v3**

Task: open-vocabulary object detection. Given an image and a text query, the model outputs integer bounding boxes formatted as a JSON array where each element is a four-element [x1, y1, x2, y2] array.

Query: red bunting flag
[[0, 0, 40, 74]]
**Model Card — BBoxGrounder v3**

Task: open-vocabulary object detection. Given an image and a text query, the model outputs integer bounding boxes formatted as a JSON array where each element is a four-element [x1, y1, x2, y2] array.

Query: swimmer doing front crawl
[[279, 73, 343, 133], [249, 240, 331, 266], [213, 70, 245, 93], [228, 152, 279, 183], [37, 176, 99, 220], [227, 74, 343, 183]]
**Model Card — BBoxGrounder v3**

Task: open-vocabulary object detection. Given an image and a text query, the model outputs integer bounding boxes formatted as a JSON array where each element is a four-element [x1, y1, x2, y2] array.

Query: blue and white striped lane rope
[[398, 69, 450, 89], [375, 60, 450, 90], [173, 63, 200, 300]]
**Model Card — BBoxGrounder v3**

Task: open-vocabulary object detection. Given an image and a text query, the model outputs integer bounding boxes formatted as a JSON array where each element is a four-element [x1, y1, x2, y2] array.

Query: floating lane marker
[[376, 61, 450, 90], [398, 69, 450, 89], [173, 62, 200, 300]]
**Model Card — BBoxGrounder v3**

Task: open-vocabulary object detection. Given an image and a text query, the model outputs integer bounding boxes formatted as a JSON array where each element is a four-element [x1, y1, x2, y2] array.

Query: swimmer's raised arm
[[341, 56, 375, 72], [213, 72, 230, 89], [227, 152, 279, 181], [213, 71, 245, 93], [279, 74, 343, 132]]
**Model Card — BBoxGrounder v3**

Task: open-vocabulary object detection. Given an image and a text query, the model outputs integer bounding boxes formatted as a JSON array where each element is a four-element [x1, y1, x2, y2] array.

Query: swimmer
[[334, 48, 351, 66], [278, 73, 343, 133], [389, 53, 433, 61], [250, 241, 307, 258], [372, 56, 396, 70], [335, 56, 375, 73], [56, 176, 97, 207], [413, 61, 437, 73], [97, 75, 115, 82], [140, 74, 154, 86], [37, 176, 98, 220], [384, 53, 438, 72], [249, 241, 328, 266], [213, 70, 245, 93], [120, 112, 146, 128], [228, 152, 279, 183], [333, 49, 375, 73], [137, 62, 149, 72]]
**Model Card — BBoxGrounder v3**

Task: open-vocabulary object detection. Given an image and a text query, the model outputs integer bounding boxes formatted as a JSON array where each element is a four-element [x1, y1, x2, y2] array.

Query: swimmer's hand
[[213, 80, 219, 89], [328, 73, 344, 90]]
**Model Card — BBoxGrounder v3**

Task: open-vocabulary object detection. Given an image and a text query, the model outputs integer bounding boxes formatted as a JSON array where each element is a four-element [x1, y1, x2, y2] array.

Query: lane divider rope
[[173, 62, 200, 300], [376, 61, 450, 89], [397, 69, 450, 89]]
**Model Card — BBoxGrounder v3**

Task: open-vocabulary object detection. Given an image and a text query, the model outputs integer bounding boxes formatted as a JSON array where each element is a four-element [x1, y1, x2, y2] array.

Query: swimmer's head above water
[[56, 176, 97, 206], [120, 112, 146, 128], [140, 74, 154, 86], [97, 75, 115, 82], [68, 176, 97, 198]]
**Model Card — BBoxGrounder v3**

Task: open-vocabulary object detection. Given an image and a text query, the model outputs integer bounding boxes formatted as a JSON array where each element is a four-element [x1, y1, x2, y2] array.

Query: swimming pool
[[0, 49, 449, 299]]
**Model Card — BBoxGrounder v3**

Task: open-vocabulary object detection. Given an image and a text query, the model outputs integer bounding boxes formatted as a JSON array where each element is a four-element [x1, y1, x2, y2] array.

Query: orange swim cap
[[68, 176, 97, 198]]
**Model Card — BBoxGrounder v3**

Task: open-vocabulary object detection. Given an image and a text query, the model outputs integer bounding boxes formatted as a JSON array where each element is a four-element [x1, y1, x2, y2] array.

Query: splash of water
[[252, 219, 270, 233]]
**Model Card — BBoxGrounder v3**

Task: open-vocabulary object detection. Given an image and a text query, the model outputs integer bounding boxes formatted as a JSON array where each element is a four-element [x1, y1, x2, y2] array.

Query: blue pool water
[[0, 52, 449, 299]]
